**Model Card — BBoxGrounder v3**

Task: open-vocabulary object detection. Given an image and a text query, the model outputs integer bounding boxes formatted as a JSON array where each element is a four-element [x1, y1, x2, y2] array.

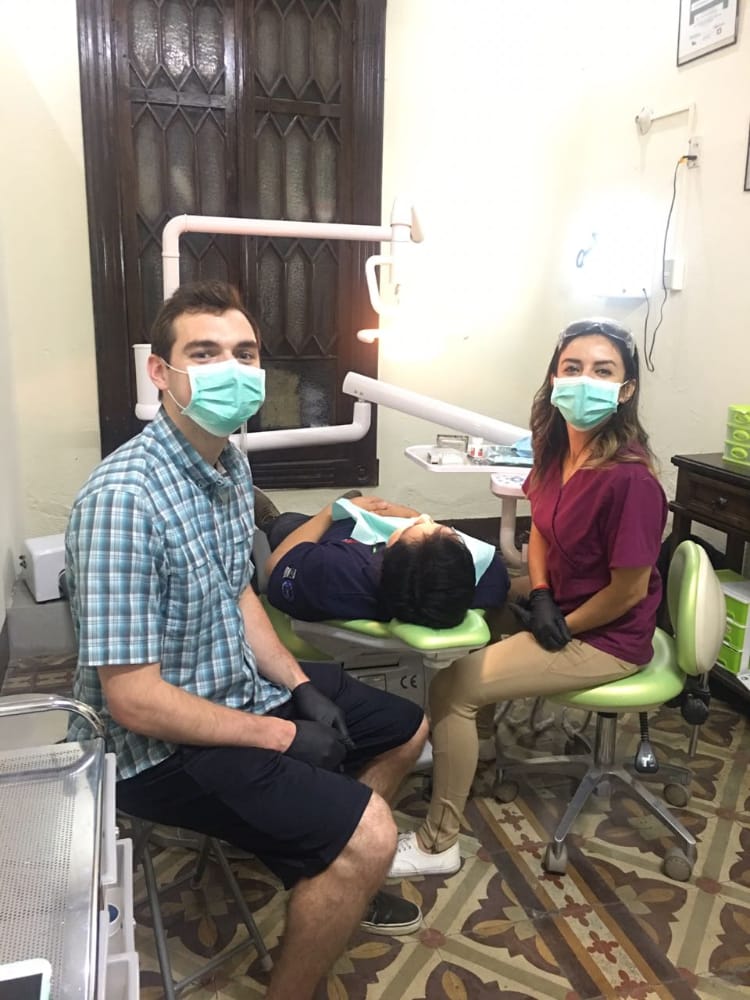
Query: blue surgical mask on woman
[[550, 375, 622, 431], [166, 359, 266, 437]]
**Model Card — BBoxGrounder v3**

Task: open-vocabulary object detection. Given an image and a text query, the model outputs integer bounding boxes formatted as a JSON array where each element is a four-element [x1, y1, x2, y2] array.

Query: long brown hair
[[528, 329, 657, 486]]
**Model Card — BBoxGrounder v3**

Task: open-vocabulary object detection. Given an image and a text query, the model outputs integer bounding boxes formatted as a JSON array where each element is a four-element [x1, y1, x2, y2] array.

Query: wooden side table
[[669, 453, 750, 572]]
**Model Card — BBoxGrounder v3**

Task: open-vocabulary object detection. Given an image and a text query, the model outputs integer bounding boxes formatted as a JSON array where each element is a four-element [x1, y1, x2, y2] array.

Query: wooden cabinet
[[670, 453, 750, 701], [670, 453, 750, 572]]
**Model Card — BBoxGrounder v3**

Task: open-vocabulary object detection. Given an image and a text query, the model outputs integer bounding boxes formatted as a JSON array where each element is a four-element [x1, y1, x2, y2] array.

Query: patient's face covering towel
[[331, 498, 495, 584]]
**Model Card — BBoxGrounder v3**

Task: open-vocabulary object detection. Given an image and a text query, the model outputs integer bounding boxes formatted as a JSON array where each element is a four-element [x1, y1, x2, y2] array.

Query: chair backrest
[[252, 527, 272, 595], [667, 539, 726, 677]]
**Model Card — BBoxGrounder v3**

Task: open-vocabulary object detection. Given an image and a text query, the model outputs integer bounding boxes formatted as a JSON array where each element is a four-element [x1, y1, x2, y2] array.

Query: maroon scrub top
[[524, 459, 667, 665]]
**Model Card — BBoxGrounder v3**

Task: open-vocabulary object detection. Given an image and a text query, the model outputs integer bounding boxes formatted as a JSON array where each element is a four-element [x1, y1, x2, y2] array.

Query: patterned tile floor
[[3, 655, 749, 999]]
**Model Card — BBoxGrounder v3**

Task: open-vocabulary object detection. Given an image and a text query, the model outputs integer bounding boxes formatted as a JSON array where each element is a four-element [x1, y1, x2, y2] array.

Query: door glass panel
[[165, 112, 196, 214], [130, 0, 159, 84], [284, 121, 310, 221], [196, 113, 227, 216], [257, 359, 337, 430], [195, 3, 224, 89], [312, 5, 339, 100], [312, 122, 336, 221], [285, 7, 310, 96], [134, 109, 164, 223], [162, 1, 191, 84], [257, 124, 283, 217], [256, 4, 282, 91]]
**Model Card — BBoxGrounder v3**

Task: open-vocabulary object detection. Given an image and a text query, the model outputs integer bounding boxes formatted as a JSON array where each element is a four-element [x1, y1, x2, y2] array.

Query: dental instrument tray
[[0, 740, 105, 1000], [483, 445, 533, 467]]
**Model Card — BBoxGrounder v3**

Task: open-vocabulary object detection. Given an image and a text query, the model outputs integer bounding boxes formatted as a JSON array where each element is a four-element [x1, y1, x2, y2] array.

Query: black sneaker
[[253, 487, 281, 534], [338, 489, 362, 501], [360, 890, 422, 936]]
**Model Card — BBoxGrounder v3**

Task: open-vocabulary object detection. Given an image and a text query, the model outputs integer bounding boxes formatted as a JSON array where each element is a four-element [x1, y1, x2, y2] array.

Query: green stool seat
[[551, 629, 684, 713]]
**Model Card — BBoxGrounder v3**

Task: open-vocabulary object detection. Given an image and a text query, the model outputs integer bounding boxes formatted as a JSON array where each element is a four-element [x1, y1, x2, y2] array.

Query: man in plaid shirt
[[66, 280, 428, 999]]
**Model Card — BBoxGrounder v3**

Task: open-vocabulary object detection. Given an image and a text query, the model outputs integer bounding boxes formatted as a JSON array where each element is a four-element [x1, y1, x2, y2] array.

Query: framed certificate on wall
[[677, 0, 739, 65]]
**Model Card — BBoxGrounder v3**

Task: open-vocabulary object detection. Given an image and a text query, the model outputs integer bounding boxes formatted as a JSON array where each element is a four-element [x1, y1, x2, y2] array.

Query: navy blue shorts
[[116, 662, 423, 888]]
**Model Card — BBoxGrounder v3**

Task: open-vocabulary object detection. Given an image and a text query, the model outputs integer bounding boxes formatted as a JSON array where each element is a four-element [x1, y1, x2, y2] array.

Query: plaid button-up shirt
[[66, 409, 290, 779]]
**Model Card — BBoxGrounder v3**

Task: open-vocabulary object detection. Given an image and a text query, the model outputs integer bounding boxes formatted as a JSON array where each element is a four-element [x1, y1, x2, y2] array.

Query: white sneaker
[[388, 831, 461, 878], [477, 736, 497, 762]]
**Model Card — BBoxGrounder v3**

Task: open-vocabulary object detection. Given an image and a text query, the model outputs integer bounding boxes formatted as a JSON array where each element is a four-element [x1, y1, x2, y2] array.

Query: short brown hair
[[150, 280, 261, 362]]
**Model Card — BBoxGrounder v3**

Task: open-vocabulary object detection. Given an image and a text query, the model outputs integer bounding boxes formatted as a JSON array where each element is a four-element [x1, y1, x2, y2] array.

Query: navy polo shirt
[[266, 518, 510, 622]]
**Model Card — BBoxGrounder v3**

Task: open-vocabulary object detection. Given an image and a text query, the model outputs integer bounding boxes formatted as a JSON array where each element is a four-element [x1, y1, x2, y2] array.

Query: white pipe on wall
[[229, 401, 372, 452], [162, 216, 394, 298]]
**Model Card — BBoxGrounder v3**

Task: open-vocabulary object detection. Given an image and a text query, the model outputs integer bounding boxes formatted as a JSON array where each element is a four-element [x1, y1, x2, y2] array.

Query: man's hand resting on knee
[[292, 681, 355, 748], [285, 720, 349, 770]]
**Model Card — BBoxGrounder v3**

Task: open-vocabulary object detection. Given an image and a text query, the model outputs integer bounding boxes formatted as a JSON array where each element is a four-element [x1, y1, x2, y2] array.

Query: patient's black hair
[[378, 531, 475, 629]]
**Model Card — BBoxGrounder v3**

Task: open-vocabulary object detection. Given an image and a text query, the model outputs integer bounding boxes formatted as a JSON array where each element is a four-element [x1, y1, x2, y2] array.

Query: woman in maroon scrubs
[[389, 318, 668, 879]]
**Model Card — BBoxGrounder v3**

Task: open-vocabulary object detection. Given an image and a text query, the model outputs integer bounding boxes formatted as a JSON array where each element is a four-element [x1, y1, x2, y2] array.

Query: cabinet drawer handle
[[712, 496, 728, 509]]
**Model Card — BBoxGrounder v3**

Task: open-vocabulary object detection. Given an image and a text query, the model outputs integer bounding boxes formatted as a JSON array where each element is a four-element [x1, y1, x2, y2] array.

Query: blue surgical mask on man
[[166, 359, 266, 437], [550, 375, 622, 431]]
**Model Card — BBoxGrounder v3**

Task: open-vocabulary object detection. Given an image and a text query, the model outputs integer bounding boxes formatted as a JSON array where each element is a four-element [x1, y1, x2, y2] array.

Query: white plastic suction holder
[[635, 102, 695, 137], [364, 255, 397, 318], [635, 107, 653, 135]]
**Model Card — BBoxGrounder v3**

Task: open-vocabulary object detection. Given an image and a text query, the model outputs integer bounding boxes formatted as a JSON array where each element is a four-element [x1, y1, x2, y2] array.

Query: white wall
[[372, 0, 750, 521], [2, 0, 750, 631], [0, 0, 100, 629], [0, 249, 21, 628]]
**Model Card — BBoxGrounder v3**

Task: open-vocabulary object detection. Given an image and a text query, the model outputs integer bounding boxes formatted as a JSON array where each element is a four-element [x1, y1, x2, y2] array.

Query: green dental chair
[[493, 539, 726, 882], [285, 611, 491, 773], [255, 530, 492, 715]]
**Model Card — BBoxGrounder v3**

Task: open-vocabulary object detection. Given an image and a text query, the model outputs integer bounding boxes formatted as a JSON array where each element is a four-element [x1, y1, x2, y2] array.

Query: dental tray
[[0, 741, 105, 1000], [483, 446, 533, 466]]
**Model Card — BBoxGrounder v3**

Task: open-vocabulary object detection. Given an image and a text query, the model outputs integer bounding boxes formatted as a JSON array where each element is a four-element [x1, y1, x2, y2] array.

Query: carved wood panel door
[[78, 0, 385, 487]]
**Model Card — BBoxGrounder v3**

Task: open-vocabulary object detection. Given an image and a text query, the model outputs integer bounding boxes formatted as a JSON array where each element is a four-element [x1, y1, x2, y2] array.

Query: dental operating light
[[341, 373, 528, 447]]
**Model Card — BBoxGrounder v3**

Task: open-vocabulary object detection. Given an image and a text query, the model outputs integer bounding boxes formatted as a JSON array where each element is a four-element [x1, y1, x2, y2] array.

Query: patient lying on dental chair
[[257, 490, 510, 630]]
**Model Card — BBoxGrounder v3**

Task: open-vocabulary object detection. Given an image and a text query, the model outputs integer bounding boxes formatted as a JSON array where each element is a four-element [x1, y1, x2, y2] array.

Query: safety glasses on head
[[557, 318, 635, 358]]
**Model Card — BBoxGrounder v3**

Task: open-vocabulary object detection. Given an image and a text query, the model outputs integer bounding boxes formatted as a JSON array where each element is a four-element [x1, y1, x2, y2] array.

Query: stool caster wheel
[[662, 847, 693, 882], [260, 956, 274, 973], [493, 779, 518, 803], [543, 842, 568, 875], [663, 783, 690, 808]]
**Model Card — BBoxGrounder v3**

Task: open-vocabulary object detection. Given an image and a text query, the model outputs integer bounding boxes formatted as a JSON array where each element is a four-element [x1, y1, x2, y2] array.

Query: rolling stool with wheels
[[494, 540, 725, 882]]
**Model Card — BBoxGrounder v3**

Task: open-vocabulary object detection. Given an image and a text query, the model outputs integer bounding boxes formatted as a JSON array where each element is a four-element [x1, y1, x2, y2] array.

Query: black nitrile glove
[[291, 681, 355, 748], [285, 720, 348, 770], [508, 595, 533, 631], [527, 588, 572, 651]]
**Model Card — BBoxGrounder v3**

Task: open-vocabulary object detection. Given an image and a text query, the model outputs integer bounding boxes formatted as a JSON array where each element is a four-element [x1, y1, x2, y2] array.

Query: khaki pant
[[420, 577, 641, 851]]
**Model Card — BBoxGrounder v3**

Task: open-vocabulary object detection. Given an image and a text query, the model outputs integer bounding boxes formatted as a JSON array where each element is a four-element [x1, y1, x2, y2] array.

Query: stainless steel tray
[[0, 740, 105, 1000]]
